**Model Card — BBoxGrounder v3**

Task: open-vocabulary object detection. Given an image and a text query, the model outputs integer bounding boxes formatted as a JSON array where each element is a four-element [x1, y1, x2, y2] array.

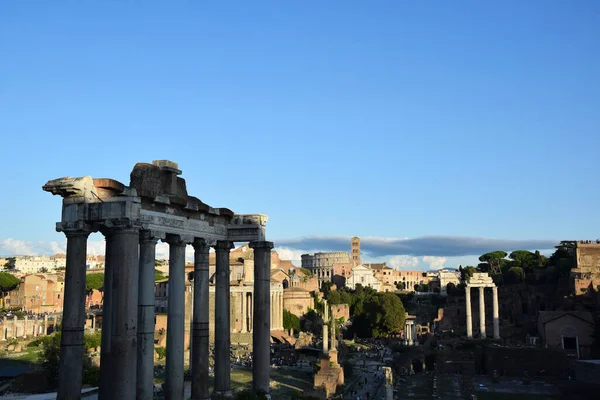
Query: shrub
[[84, 331, 101, 349], [155, 346, 166, 359]]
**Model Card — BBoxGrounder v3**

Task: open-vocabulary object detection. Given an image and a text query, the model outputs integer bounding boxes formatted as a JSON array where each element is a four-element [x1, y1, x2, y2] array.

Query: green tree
[[353, 292, 405, 338], [327, 290, 341, 305], [283, 309, 301, 333], [478, 251, 508, 275], [3, 257, 15, 270], [0, 272, 20, 309], [505, 267, 525, 284], [300, 309, 323, 336], [459, 266, 476, 282], [39, 267, 49, 273], [85, 273, 104, 294]]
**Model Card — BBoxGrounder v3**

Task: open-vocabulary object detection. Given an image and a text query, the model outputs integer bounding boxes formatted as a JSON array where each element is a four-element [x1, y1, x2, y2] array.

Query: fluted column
[[57, 227, 90, 400], [214, 240, 233, 397], [479, 286, 486, 339], [137, 231, 159, 400], [191, 239, 210, 400], [165, 235, 187, 400], [250, 241, 273, 395], [465, 286, 473, 338], [492, 286, 500, 339]]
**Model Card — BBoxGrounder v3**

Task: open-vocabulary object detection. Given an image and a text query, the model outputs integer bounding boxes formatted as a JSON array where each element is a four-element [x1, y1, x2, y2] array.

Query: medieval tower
[[351, 236, 361, 266]]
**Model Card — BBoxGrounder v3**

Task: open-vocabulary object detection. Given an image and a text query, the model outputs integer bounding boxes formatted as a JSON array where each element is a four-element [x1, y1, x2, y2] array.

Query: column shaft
[[465, 286, 473, 338], [241, 291, 247, 333], [250, 241, 273, 394], [479, 287, 486, 339], [57, 230, 89, 400], [99, 235, 116, 400], [165, 236, 187, 400], [108, 228, 140, 399], [191, 239, 210, 400], [214, 241, 233, 396], [492, 286, 500, 339], [137, 232, 158, 400]]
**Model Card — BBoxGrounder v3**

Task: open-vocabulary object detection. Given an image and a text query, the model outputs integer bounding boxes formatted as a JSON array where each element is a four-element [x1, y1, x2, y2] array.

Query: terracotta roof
[[368, 263, 389, 271], [538, 311, 594, 325]]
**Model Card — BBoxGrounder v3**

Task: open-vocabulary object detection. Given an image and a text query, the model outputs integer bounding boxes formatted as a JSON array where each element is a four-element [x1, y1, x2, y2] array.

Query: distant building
[[302, 251, 351, 285], [346, 264, 381, 291], [572, 241, 600, 295], [439, 270, 461, 295], [6, 273, 65, 313], [538, 311, 595, 359]]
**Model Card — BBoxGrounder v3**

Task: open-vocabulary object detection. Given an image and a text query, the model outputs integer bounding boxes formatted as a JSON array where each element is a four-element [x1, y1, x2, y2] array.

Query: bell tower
[[350, 236, 361, 266]]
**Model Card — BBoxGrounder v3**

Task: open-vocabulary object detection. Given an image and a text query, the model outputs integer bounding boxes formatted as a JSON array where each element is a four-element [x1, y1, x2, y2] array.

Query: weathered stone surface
[[42, 176, 96, 199]]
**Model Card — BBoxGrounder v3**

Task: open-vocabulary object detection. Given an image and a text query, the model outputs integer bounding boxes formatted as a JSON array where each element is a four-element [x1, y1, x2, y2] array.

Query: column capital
[[214, 240, 234, 251], [164, 233, 192, 246], [249, 241, 274, 250], [139, 230, 164, 244], [57, 222, 94, 238], [100, 218, 143, 236], [192, 238, 213, 251]]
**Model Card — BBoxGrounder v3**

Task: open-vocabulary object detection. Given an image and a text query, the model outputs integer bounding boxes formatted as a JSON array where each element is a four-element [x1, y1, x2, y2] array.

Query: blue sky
[[1, 1, 598, 269]]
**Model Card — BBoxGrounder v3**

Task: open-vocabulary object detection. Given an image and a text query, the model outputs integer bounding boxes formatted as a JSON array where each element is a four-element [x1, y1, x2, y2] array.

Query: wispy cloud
[[275, 235, 558, 257]]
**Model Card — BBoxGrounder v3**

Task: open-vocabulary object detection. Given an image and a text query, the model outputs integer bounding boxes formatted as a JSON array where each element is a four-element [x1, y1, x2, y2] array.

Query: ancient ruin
[[465, 272, 500, 339], [43, 160, 273, 400]]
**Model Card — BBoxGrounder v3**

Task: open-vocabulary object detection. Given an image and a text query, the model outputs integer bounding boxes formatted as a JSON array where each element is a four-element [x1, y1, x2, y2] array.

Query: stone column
[[323, 302, 329, 354], [250, 241, 273, 395], [99, 234, 115, 400], [103, 223, 141, 400], [492, 286, 500, 340], [191, 239, 210, 400], [1, 317, 6, 341], [165, 235, 187, 400], [479, 286, 486, 339], [465, 286, 473, 338], [241, 291, 247, 333], [137, 231, 159, 400], [279, 292, 283, 330], [214, 240, 233, 397], [269, 292, 273, 330], [43, 315, 48, 336], [57, 227, 90, 400]]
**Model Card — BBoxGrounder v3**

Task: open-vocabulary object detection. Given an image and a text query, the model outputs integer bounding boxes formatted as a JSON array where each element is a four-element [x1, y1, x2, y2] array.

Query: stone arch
[[282, 279, 289, 289]]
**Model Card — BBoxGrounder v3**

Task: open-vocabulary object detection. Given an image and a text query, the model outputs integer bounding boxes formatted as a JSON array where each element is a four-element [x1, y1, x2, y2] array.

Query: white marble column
[[250, 241, 273, 395], [465, 286, 473, 338], [57, 228, 90, 400], [280, 292, 284, 330], [492, 286, 500, 339], [479, 286, 486, 339], [165, 235, 187, 400], [137, 231, 159, 400], [214, 240, 233, 397], [191, 238, 210, 400]]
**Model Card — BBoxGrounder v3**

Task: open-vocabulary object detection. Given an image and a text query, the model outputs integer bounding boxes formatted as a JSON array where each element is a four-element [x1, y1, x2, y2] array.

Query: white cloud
[[422, 256, 447, 270], [274, 247, 304, 264], [388, 255, 419, 269], [1, 238, 37, 255]]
